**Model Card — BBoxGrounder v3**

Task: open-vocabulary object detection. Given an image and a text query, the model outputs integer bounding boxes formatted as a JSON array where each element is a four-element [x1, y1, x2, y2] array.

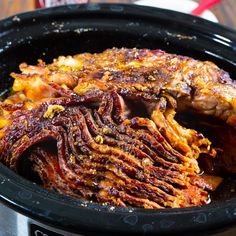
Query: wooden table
[[0, 0, 236, 30]]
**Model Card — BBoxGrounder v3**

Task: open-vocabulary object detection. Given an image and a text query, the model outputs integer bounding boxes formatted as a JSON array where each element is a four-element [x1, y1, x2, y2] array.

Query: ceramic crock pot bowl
[[1, 4, 236, 236]]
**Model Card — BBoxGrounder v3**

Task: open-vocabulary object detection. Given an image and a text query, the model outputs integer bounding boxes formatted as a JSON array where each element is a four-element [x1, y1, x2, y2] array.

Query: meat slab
[[1, 48, 234, 208]]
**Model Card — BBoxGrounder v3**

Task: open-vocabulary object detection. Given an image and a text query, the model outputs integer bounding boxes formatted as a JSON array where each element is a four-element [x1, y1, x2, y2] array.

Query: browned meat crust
[[9, 48, 236, 126], [1, 48, 232, 208]]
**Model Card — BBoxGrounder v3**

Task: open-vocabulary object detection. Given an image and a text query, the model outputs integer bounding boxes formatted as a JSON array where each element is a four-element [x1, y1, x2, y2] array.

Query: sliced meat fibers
[[0, 48, 230, 208], [0, 91, 212, 208]]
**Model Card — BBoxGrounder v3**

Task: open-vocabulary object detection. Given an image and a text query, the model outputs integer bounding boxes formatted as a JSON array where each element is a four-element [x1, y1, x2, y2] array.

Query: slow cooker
[[1, 4, 236, 236]]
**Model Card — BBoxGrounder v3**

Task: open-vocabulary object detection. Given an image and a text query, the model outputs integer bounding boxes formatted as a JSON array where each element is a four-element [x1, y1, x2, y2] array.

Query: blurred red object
[[35, 0, 88, 8], [191, 0, 222, 16]]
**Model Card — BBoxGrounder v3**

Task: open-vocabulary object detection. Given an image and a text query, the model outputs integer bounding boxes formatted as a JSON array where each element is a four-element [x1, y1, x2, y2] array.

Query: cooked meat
[[1, 47, 233, 208], [9, 48, 236, 126], [0, 93, 212, 208]]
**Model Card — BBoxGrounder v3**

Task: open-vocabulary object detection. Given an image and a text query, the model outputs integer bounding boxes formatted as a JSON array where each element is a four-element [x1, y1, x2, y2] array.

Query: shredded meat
[[1, 47, 233, 208]]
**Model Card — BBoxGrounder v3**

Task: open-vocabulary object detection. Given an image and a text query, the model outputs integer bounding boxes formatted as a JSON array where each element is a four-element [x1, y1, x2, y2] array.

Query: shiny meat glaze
[[9, 48, 236, 127], [1, 47, 234, 208]]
